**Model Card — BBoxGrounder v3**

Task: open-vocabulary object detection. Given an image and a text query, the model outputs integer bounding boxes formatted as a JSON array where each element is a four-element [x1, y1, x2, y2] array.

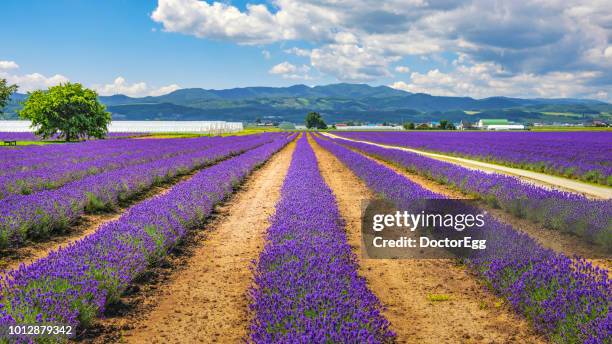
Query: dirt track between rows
[[322, 132, 612, 199], [309, 135, 545, 344], [119, 140, 296, 343]]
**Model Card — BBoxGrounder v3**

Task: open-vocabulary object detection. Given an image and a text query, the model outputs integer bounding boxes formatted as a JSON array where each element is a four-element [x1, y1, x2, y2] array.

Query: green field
[[540, 111, 583, 117]]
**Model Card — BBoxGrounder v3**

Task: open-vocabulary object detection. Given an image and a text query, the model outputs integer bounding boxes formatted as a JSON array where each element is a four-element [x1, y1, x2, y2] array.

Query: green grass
[[1, 140, 64, 146], [220, 127, 284, 136]]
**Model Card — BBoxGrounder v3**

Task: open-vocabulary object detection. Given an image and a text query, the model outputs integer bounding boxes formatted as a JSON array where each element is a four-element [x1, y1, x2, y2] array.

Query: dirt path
[[120, 141, 296, 344], [337, 143, 612, 271], [0, 173, 193, 274], [322, 132, 612, 200], [309, 135, 545, 344]]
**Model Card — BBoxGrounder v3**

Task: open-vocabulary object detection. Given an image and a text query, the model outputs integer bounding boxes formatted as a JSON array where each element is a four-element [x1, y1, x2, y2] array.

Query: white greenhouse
[[0, 120, 243, 134]]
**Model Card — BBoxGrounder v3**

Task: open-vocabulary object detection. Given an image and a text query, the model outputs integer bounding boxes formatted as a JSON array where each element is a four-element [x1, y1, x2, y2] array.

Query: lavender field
[[334, 131, 612, 186], [0, 131, 610, 344]]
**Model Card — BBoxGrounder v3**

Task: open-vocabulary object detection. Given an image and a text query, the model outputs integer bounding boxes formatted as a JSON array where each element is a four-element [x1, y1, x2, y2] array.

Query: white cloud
[[151, 0, 300, 44], [0, 60, 19, 70], [262, 50, 271, 59], [269, 62, 311, 80], [149, 83, 181, 96], [310, 43, 398, 81], [390, 56, 611, 101], [395, 66, 410, 73], [269, 62, 297, 75], [93, 77, 181, 97], [284, 47, 310, 57], [0, 61, 69, 92]]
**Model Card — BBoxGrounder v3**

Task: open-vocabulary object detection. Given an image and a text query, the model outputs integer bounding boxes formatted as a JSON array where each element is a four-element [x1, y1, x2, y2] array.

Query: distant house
[[458, 120, 473, 130], [476, 119, 525, 130], [335, 123, 348, 127]]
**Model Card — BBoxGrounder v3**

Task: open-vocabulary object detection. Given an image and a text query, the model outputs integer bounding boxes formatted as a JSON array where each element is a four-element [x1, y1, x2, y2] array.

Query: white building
[[476, 119, 525, 130]]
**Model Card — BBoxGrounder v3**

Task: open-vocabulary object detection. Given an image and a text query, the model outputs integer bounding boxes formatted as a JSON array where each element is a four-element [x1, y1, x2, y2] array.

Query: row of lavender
[[0, 134, 293, 342], [249, 135, 394, 343], [0, 134, 281, 249], [0, 136, 236, 198], [0, 138, 147, 175], [334, 131, 612, 186], [325, 135, 612, 251], [313, 134, 610, 344]]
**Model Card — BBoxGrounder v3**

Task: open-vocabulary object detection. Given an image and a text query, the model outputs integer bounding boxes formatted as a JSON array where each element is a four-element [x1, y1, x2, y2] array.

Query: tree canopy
[[0, 78, 18, 118], [19, 83, 111, 141], [305, 111, 327, 129]]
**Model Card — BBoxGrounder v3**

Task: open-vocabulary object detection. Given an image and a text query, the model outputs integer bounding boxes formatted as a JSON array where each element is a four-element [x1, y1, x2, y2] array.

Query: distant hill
[[4, 83, 611, 124]]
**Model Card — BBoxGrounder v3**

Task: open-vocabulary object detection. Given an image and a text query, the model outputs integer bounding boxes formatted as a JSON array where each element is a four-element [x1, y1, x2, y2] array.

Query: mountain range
[[4, 83, 611, 124]]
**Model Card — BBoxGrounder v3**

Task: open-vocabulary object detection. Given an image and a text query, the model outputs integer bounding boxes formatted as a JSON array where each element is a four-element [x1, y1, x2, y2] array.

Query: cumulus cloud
[[0, 61, 69, 92], [310, 43, 398, 81], [93, 77, 180, 97], [390, 56, 611, 100], [151, 0, 612, 99], [269, 62, 311, 80], [395, 66, 410, 73], [0, 60, 19, 70]]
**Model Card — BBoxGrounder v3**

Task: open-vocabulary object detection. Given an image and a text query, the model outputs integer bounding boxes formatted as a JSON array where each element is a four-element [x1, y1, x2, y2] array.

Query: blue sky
[[1, 0, 611, 101]]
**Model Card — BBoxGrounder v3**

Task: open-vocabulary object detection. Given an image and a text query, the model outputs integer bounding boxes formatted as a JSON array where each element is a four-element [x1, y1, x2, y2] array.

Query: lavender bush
[[334, 131, 612, 186], [249, 135, 394, 343], [314, 134, 610, 344], [0, 134, 292, 342]]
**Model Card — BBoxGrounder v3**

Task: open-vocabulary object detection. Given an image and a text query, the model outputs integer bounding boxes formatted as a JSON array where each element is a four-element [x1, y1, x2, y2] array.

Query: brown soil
[[347, 146, 612, 271], [1, 171, 197, 274], [95, 140, 296, 343], [309, 135, 546, 344]]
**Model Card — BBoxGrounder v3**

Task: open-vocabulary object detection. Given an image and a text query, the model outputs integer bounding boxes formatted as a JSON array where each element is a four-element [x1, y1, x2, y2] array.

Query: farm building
[[476, 119, 525, 130]]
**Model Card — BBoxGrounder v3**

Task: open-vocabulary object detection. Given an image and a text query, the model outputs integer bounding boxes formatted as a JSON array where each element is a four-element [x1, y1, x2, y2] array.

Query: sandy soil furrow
[[309, 135, 545, 344], [322, 132, 612, 199], [120, 141, 296, 344], [0, 173, 194, 273]]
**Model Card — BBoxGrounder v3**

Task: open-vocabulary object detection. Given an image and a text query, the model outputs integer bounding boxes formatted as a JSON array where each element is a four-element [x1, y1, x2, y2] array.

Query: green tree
[[439, 120, 449, 129], [403, 122, 415, 130], [19, 83, 111, 141], [305, 112, 327, 129], [0, 78, 19, 118]]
